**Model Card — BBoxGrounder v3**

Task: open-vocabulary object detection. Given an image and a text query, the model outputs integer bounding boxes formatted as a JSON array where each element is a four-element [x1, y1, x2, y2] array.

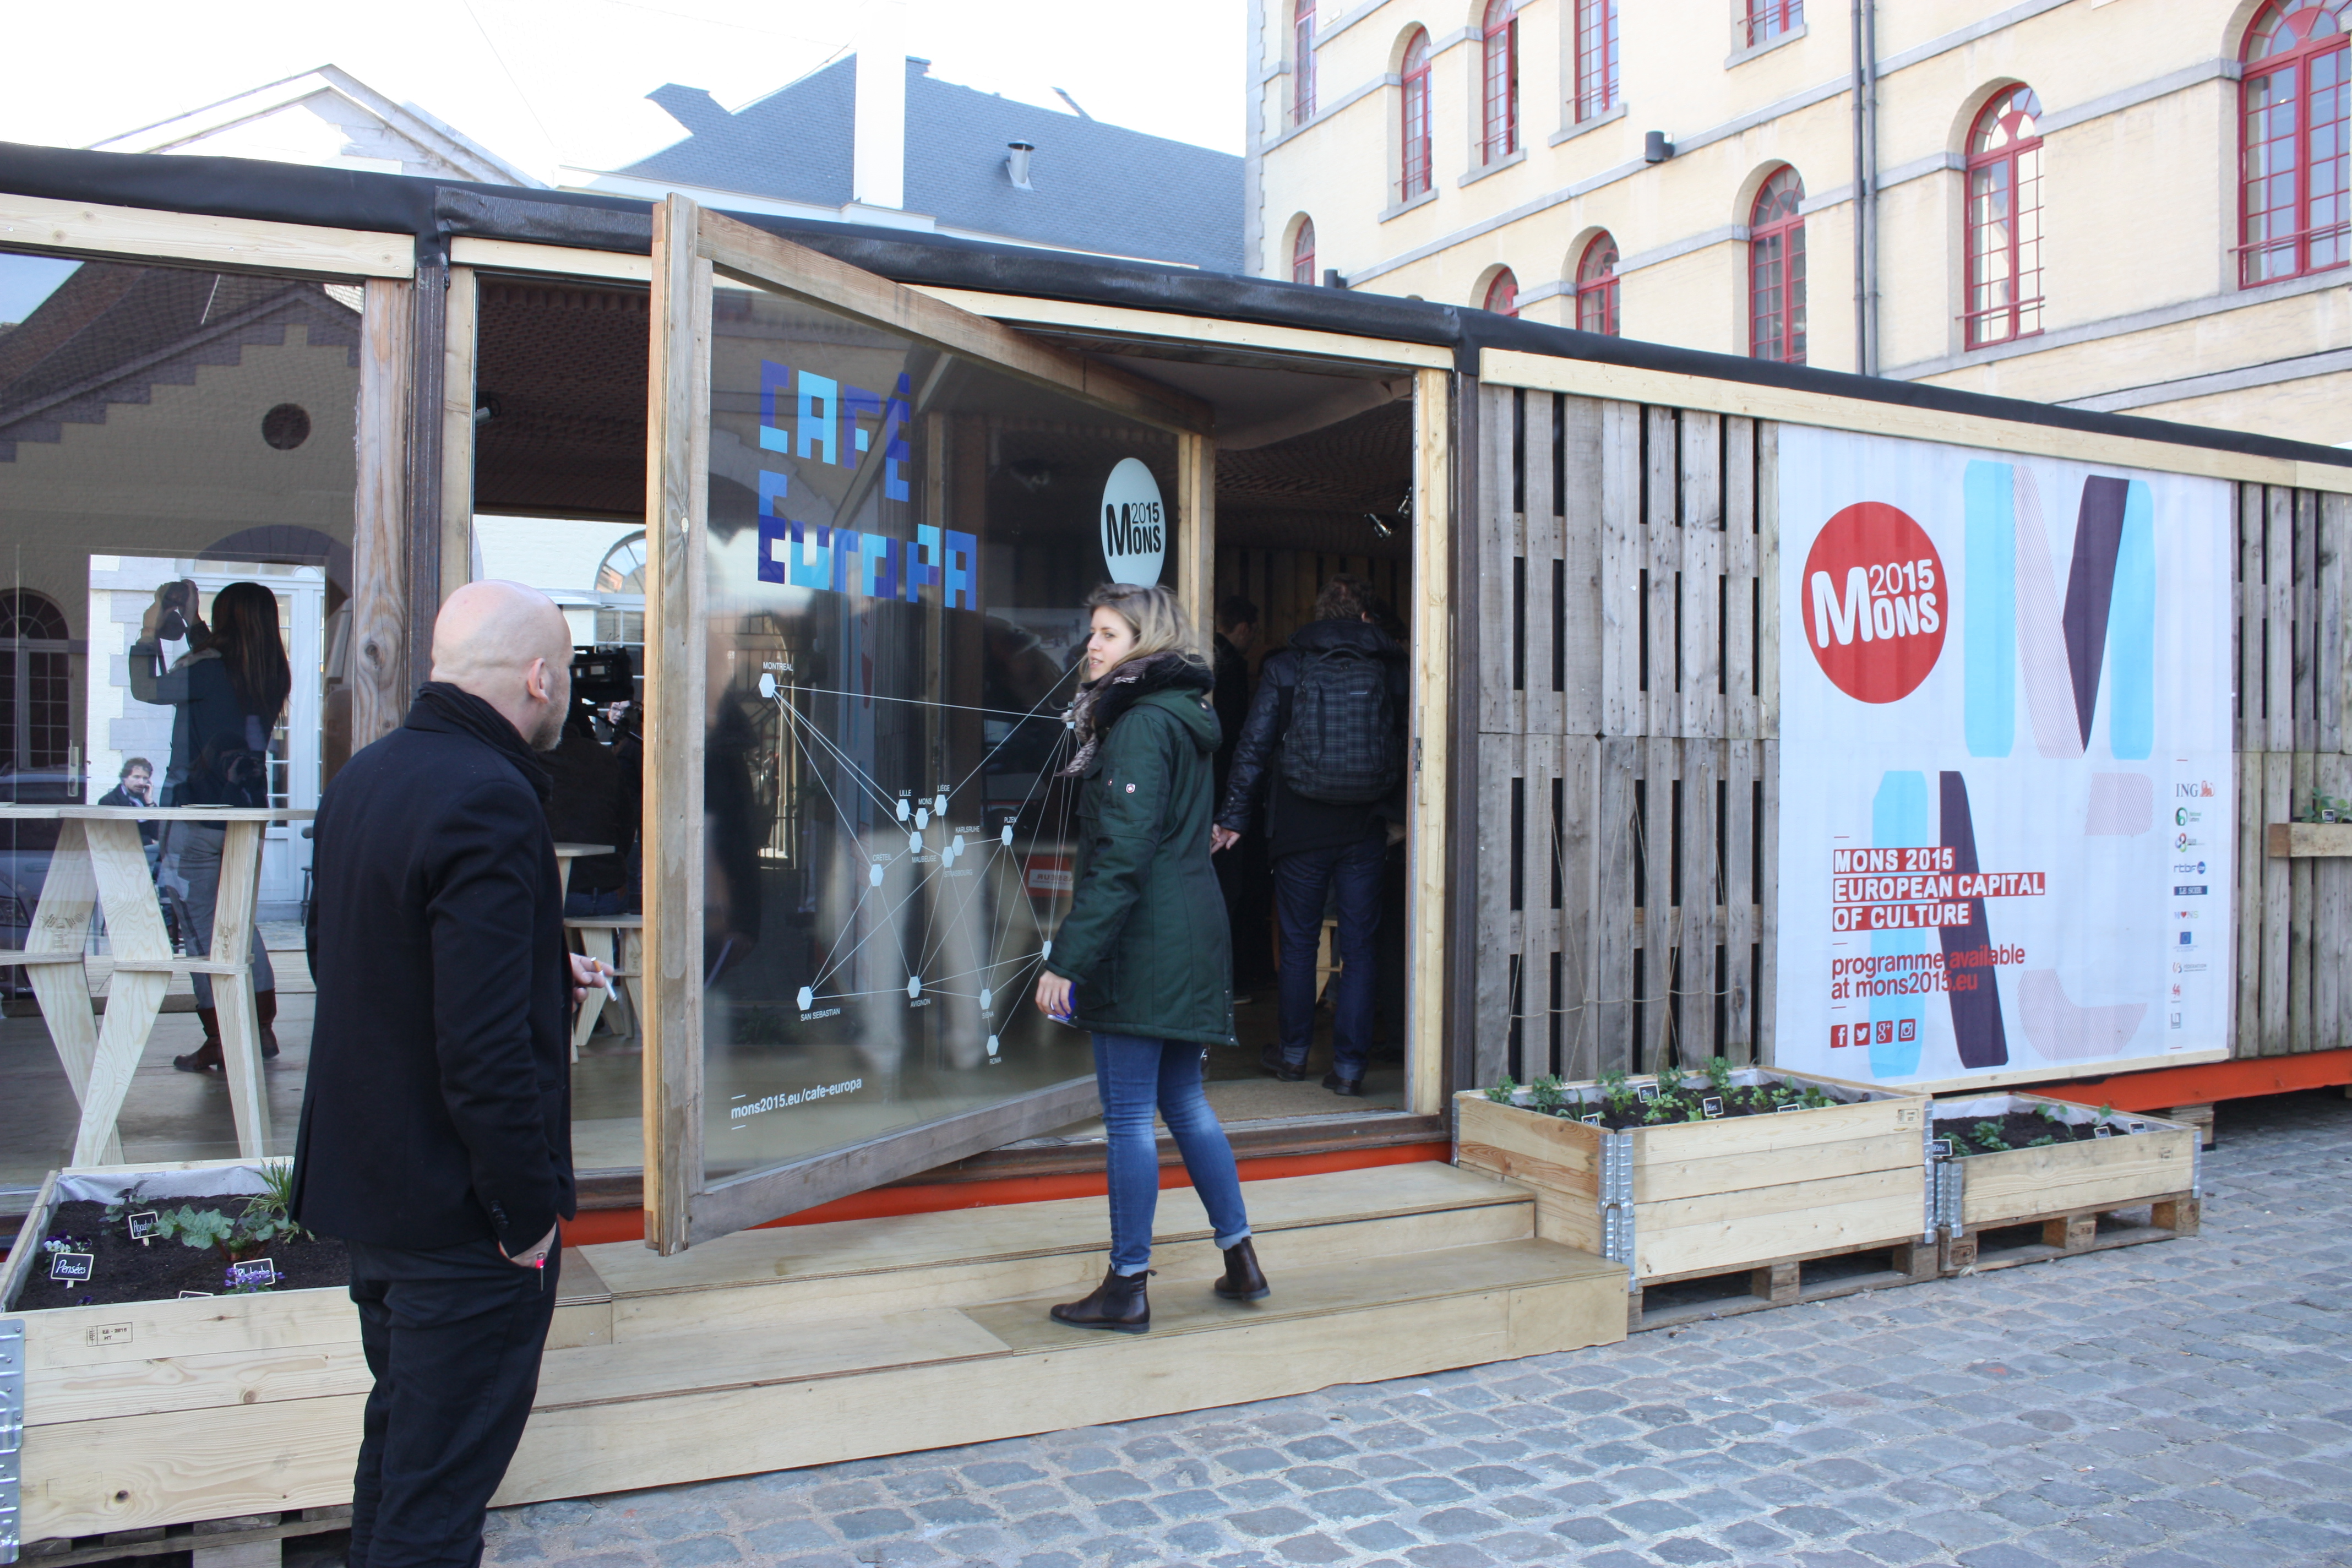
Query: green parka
[[1048, 686, 1236, 1046]]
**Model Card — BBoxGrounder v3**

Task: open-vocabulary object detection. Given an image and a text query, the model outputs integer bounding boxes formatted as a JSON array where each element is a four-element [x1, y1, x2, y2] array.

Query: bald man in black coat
[[292, 580, 605, 1568]]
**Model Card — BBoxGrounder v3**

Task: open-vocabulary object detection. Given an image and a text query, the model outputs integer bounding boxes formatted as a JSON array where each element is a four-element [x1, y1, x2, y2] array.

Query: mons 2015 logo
[[1801, 501, 1947, 704]]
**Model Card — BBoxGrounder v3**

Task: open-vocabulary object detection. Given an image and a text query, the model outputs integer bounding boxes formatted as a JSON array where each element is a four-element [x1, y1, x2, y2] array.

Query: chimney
[[1006, 141, 1035, 190], [852, 0, 907, 209]]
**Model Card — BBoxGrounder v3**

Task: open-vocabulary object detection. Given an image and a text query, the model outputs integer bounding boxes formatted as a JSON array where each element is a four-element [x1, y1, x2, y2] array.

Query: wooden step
[[496, 1234, 1625, 1507], [580, 1163, 1537, 1341]]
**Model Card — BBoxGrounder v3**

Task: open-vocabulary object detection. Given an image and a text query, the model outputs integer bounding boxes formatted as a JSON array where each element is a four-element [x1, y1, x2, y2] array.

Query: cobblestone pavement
[[481, 1090, 2352, 1568]]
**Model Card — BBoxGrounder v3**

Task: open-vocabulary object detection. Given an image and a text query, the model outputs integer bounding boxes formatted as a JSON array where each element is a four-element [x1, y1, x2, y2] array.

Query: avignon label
[[1099, 458, 1167, 586]]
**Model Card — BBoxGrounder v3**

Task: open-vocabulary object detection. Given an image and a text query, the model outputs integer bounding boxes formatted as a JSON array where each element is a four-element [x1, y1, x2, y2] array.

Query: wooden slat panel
[[1722, 740, 1758, 1065], [1529, 731, 1567, 1077], [2317, 750, 2352, 1051], [1724, 417, 1760, 742], [2235, 748, 2264, 1055], [2291, 749, 2316, 1058], [1523, 390, 1562, 737], [1644, 407, 1679, 738], [1479, 384, 1521, 734], [1757, 737, 1781, 1063], [1594, 738, 1639, 1072], [1639, 734, 1678, 1070], [1679, 411, 1724, 741], [2267, 486, 2295, 753], [1556, 734, 1603, 1081], [1473, 732, 1521, 1091], [2296, 489, 2321, 753], [2237, 486, 2264, 754], [1559, 396, 1605, 734], [2261, 752, 2293, 1054], [1684, 739, 1722, 1061], [1599, 401, 1642, 738], [2327, 493, 2351, 754]]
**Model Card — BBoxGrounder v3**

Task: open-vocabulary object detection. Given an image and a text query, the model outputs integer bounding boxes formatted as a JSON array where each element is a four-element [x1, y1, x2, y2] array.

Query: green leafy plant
[[1684, 1105, 1708, 1122], [153, 1202, 297, 1263], [1484, 1074, 1518, 1104], [1596, 1068, 1632, 1114], [2095, 1102, 2115, 1122], [1655, 1063, 1686, 1097], [1705, 1055, 1735, 1094], [1971, 1119, 2011, 1152], [2038, 1103, 2067, 1124], [1798, 1085, 1835, 1110], [2028, 1134, 2056, 1147], [1529, 1074, 1567, 1115]]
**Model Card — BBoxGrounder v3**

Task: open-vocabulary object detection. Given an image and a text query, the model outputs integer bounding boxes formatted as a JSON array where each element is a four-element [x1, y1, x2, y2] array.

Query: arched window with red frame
[[2240, 0, 2349, 286], [1745, 0, 1803, 48], [1400, 29, 1434, 199], [1576, 234, 1620, 335], [1749, 167, 1806, 363], [1293, 0, 1317, 124], [1964, 86, 2045, 347], [1483, 268, 1519, 317], [1575, 0, 1620, 122], [1482, 0, 1520, 164], [1292, 218, 1318, 284]]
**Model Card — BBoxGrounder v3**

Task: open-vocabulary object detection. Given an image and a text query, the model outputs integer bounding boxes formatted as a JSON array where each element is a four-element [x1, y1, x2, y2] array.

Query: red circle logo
[[1800, 502, 1947, 704]]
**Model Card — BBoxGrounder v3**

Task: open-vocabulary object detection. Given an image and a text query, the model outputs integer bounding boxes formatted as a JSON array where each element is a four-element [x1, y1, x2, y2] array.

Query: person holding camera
[[128, 579, 291, 1071]]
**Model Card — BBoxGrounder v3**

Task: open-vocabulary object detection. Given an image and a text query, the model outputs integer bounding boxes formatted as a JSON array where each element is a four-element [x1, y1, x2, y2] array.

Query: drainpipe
[[1850, 0, 1880, 375]]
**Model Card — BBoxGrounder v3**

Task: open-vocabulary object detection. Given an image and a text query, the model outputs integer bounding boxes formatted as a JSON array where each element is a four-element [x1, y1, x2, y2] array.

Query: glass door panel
[[646, 199, 1210, 1248]]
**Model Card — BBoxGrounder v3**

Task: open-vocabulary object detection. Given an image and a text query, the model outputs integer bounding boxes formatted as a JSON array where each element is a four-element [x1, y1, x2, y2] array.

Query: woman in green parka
[[1035, 582, 1268, 1332]]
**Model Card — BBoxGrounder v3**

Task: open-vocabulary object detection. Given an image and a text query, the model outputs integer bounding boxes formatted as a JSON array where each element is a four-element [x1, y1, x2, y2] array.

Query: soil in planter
[[1507, 1077, 1848, 1131], [1931, 1109, 2103, 1157], [14, 1198, 349, 1310]]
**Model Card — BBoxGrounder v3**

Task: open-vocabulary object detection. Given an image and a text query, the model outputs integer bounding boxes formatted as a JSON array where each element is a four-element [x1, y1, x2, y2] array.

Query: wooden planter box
[[1455, 1070, 1932, 1329], [1931, 1095, 2201, 1273], [0, 1159, 367, 1542]]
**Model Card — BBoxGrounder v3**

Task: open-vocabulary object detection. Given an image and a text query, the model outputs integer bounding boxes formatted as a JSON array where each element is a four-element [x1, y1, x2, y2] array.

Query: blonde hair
[[1085, 582, 1209, 671]]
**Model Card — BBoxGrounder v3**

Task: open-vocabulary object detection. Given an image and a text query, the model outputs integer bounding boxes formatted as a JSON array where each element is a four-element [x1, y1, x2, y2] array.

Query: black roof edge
[[6, 141, 2345, 473]]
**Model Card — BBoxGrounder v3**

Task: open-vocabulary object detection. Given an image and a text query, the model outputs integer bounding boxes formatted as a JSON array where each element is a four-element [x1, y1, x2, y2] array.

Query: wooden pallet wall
[[2234, 481, 2352, 1058], [1470, 388, 1779, 1092]]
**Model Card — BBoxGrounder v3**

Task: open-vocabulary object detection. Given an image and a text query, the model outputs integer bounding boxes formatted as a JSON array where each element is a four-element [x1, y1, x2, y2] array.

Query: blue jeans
[[1092, 1032, 1252, 1275], [1273, 820, 1387, 1081], [565, 885, 625, 918]]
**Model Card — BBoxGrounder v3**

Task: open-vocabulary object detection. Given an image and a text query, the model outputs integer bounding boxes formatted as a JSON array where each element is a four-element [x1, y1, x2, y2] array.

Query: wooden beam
[[439, 265, 480, 607], [0, 190, 413, 278], [643, 195, 712, 1256], [912, 287, 1455, 371], [402, 258, 448, 693], [693, 208, 1213, 437], [1175, 431, 1217, 644], [349, 279, 412, 750], [1480, 349, 2352, 496], [449, 236, 652, 284], [1414, 366, 1457, 1120]]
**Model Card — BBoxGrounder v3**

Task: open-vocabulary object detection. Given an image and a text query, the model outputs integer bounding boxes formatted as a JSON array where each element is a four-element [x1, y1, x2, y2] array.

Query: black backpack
[[1280, 644, 1403, 805]]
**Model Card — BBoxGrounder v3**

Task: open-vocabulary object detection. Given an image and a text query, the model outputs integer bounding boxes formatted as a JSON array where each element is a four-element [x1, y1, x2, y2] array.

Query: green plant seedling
[[1656, 1063, 1685, 1096], [1684, 1106, 1708, 1122], [154, 1206, 236, 1253], [1705, 1055, 1735, 1093], [1485, 1074, 1519, 1104], [1596, 1068, 1632, 1112], [2095, 1102, 2115, 1121], [2038, 1103, 2067, 1123], [1972, 1119, 2010, 1152], [2029, 1134, 2056, 1146], [1529, 1074, 1567, 1114]]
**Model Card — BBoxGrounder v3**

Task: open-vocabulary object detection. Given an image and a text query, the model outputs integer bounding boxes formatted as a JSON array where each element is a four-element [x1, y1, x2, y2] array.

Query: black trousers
[[345, 1234, 560, 1568]]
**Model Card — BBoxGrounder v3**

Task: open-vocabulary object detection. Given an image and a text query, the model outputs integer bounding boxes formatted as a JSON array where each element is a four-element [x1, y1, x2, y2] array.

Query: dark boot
[[1050, 1266, 1151, 1333], [1321, 1071, 1364, 1097], [175, 1008, 224, 1073], [1259, 1043, 1304, 1082], [255, 989, 279, 1059], [1215, 1238, 1271, 1302]]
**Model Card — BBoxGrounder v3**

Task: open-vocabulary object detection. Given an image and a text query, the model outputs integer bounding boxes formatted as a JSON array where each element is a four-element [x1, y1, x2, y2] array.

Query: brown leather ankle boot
[[255, 989, 279, 1059], [1050, 1266, 1151, 1333], [1215, 1238, 1271, 1301], [175, 1007, 225, 1072]]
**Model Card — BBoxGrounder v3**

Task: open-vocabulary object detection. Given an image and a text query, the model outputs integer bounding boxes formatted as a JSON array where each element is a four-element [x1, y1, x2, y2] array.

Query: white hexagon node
[[797, 986, 813, 1010]]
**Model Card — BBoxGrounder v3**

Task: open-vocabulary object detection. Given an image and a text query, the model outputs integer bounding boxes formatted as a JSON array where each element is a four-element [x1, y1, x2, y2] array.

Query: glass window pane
[[699, 281, 1182, 1183], [0, 247, 357, 1189]]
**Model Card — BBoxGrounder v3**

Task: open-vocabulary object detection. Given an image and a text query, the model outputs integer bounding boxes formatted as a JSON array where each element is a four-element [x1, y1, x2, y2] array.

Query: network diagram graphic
[[756, 666, 1082, 1059]]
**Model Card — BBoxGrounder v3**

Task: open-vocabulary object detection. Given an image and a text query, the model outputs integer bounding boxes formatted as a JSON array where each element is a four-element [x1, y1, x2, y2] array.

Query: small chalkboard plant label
[[178, 1289, 216, 1298], [1701, 1096, 1724, 1119], [226, 1259, 279, 1292], [47, 1237, 95, 1282], [127, 1211, 161, 1245]]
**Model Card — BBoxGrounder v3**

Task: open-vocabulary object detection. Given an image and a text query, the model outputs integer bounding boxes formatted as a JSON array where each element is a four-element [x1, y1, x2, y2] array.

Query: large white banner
[[1774, 426, 2235, 1087]]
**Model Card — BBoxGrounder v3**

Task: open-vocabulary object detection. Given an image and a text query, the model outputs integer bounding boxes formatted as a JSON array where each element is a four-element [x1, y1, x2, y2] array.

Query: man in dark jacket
[[292, 579, 603, 1568], [1212, 574, 1408, 1095], [1210, 597, 1274, 993]]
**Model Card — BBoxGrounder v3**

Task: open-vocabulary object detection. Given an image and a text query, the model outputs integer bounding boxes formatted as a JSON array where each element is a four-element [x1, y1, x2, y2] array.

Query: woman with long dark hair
[[1033, 582, 1267, 1332], [129, 579, 292, 1071]]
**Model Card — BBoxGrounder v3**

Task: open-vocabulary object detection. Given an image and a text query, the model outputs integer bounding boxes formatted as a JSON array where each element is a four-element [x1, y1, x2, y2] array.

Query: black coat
[[1214, 618, 1408, 861], [291, 684, 575, 1256]]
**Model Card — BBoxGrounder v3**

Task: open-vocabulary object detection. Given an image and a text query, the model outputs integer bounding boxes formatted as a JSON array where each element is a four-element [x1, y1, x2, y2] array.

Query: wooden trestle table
[[0, 804, 312, 1166]]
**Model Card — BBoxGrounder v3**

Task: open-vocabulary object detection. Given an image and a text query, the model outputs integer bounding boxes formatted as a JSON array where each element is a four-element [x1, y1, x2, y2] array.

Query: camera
[[569, 645, 636, 710], [154, 580, 197, 642]]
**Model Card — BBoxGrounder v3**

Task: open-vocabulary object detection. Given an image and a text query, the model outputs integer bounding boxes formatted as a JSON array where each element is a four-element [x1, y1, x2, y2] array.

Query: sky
[[0, 0, 1247, 183]]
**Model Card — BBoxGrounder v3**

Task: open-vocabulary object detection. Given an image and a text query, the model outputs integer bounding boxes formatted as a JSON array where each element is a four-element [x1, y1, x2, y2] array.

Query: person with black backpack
[[1210, 574, 1408, 1096]]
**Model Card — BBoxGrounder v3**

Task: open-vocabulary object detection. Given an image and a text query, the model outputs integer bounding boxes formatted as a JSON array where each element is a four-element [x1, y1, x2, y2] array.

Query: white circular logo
[[1099, 458, 1167, 586]]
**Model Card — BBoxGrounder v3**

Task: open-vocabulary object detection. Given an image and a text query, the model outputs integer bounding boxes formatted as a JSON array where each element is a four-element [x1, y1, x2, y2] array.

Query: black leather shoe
[[1322, 1072, 1364, 1097], [1260, 1044, 1305, 1082], [1050, 1266, 1151, 1333], [1215, 1237, 1271, 1301]]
